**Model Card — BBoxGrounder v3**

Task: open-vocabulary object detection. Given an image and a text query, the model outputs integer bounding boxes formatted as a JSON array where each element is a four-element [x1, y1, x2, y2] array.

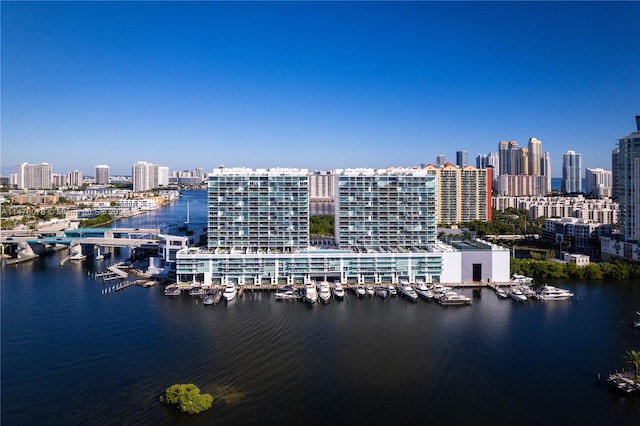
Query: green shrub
[[160, 383, 213, 414]]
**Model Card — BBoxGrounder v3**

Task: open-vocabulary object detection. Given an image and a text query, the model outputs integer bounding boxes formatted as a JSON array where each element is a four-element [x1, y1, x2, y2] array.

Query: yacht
[[304, 282, 318, 304], [398, 281, 418, 302], [366, 285, 375, 296], [511, 274, 534, 285], [437, 291, 472, 306], [164, 285, 181, 296], [189, 286, 204, 297], [354, 285, 366, 298], [222, 284, 237, 302], [203, 294, 215, 305], [375, 286, 388, 299], [333, 283, 345, 300], [537, 285, 573, 300], [387, 284, 397, 296], [507, 286, 527, 302], [275, 286, 299, 301], [318, 282, 332, 304], [414, 280, 433, 301], [495, 287, 508, 299]]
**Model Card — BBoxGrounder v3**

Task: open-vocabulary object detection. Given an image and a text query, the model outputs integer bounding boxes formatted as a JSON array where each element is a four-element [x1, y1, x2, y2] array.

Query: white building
[[94, 165, 110, 185], [585, 168, 612, 198], [17, 162, 53, 189]]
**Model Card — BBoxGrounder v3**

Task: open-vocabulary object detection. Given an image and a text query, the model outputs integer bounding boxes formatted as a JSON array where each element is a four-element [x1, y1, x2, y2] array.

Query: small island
[[160, 383, 213, 414]]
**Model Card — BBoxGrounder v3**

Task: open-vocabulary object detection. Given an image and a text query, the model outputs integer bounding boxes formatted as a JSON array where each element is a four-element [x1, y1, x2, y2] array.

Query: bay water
[[2, 191, 639, 425]]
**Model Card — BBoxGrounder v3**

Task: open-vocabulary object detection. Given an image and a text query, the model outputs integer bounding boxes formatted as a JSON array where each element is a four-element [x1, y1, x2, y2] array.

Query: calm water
[[2, 191, 639, 425]]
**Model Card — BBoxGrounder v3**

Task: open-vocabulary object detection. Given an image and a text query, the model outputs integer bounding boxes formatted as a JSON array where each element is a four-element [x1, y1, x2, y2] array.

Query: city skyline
[[2, 2, 639, 176]]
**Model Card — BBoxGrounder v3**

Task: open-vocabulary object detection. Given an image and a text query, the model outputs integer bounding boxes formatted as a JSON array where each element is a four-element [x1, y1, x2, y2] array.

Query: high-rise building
[[132, 161, 162, 192], [335, 168, 437, 248], [16, 162, 52, 189], [615, 116, 640, 242], [542, 152, 552, 192], [561, 150, 582, 193], [508, 141, 519, 175], [528, 137, 542, 175], [456, 151, 468, 168], [428, 164, 492, 225], [611, 148, 620, 201], [498, 141, 509, 175], [585, 168, 613, 198], [309, 171, 335, 201], [67, 170, 84, 188], [207, 167, 309, 252], [94, 165, 110, 185], [158, 166, 170, 187], [518, 148, 529, 175], [436, 154, 446, 167]]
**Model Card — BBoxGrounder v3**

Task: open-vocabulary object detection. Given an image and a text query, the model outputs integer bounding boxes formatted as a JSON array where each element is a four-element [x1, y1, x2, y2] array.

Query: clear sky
[[2, 1, 639, 176]]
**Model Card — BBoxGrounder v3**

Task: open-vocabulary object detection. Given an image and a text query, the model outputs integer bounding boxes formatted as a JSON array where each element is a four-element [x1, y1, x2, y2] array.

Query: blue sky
[[2, 1, 639, 176]]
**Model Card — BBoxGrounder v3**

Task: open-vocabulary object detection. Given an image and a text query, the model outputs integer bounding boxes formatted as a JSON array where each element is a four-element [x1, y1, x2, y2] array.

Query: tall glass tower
[[616, 117, 640, 242], [561, 150, 582, 193]]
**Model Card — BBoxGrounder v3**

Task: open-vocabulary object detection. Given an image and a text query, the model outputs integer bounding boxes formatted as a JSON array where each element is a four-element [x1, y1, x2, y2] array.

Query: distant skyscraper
[[585, 168, 612, 198], [615, 116, 640, 242], [456, 151, 468, 168], [518, 148, 529, 175], [158, 166, 170, 187], [498, 141, 509, 175], [486, 152, 499, 177], [436, 154, 445, 167], [94, 165, 110, 185], [611, 148, 620, 201], [508, 141, 519, 175], [67, 170, 83, 188], [16, 162, 52, 189], [132, 161, 158, 192], [542, 152, 552, 193], [528, 137, 542, 175], [561, 150, 582, 193]]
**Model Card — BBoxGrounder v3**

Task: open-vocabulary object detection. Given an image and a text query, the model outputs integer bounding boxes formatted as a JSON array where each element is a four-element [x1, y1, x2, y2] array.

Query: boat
[[414, 280, 433, 301], [375, 286, 388, 299], [333, 283, 345, 300], [511, 274, 534, 285], [318, 282, 332, 304], [189, 286, 204, 296], [354, 285, 366, 298], [536, 285, 573, 300], [203, 294, 214, 305], [164, 285, 181, 296], [633, 311, 640, 328], [304, 282, 318, 304], [222, 284, 237, 302], [275, 286, 299, 301], [495, 287, 508, 299], [507, 286, 527, 302], [608, 373, 640, 393], [365, 285, 375, 296], [387, 284, 397, 296], [398, 281, 418, 302], [437, 291, 472, 306]]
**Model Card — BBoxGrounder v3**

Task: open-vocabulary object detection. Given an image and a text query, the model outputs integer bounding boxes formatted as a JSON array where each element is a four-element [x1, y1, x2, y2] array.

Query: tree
[[160, 383, 213, 414], [625, 350, 640, 380]]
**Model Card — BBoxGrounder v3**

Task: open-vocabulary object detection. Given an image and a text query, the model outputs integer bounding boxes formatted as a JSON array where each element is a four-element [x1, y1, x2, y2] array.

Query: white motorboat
[[222, 284, 237, 302], [274, 286, 299, 301], [366, 285, 375, 296], [354, 285, 366, 298], [414, 281, 433, 301], [387, 284, 397, 296], [375, 286, 388, 299], [164, 285, 181, 296], [537, 285, 573, 300], [398, 281, 418, 302], [632, 311, 640, 328], [437, 291, 471, 306], [189, 286, 204, 296], [508, 286, 527, 302], [318, 283, 332, 304], [494, 287, 508, 299], [203, 294, 214, 305], [333, 283, 345, 299], [511, 274, 534, 285], [304, 282, 318, 304]]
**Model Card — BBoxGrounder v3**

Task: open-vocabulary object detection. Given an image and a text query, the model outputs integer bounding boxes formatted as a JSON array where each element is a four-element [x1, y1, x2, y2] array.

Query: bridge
[[1, 227, 161, 249]]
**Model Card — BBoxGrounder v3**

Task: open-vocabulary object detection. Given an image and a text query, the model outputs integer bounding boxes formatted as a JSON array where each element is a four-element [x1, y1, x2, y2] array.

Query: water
[[2, 191, 639, 425]]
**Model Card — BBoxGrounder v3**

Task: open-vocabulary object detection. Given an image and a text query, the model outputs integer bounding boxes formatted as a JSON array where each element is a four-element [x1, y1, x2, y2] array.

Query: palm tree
[[625, 349, 640, 380]]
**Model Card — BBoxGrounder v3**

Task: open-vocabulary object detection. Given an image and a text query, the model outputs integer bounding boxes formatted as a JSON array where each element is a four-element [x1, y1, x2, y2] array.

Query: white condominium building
[[17, 162, 53, 189], [207, 167, 309, 252]]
